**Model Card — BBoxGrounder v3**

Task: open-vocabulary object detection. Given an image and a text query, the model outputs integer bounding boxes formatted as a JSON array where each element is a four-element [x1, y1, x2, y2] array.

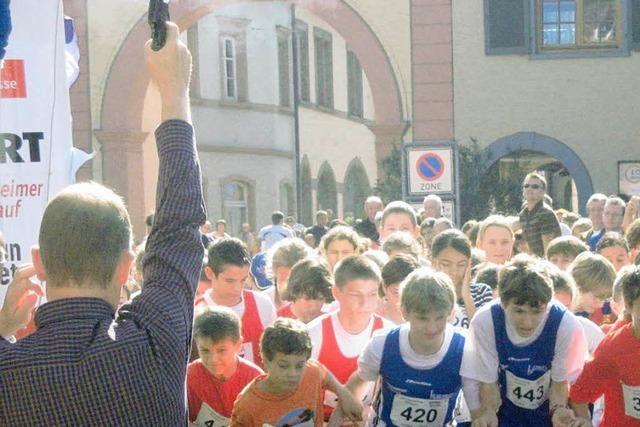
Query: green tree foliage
[[374, 144, 402, 204], [458, 138, 531, 223]]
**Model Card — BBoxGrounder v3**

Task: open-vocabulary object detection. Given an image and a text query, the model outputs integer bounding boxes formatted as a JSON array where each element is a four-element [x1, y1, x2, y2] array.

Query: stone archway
[[480, 132, 594, 215], [343, 158, 371, 219], [317, 161, 338, 215], [98, 0, 406, 236]]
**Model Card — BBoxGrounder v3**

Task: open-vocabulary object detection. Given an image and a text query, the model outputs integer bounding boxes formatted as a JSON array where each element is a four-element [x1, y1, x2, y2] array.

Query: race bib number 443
[[390, 394, 448, 427], [622, 383, 640, 419], [506, 370, 550, 410]]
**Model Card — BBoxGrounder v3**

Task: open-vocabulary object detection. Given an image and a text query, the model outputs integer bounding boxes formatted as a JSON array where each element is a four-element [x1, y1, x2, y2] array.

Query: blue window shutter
[[632, 0, 640, 50], [484, 0, 531, 55]]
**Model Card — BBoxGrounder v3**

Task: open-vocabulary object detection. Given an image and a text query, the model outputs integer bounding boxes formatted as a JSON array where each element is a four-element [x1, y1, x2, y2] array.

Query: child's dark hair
[[431, 229, 472, 259], [596, 232, 629, 254], [474, 262, 501, 291], [193, 307, 241, 342], [622, 266, 640, 310], [207, 238, 251, 275], [260, 318, 312, 361], [380, 254, 420, 297], [498, 254, 553, 308], [285, 259, 334, 302]]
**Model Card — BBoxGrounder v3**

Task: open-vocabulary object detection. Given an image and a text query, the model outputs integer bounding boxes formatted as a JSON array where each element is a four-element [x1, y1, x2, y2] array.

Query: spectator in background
[[213, 219, 230, 239], [571, 217, 592, 240], [354, 196, 383, 246], [433, 216, 454, 236], [589, 196, 626, 251], [423, 194, 443, 219], [265, 238, 313, 309], [519, 172, 561, 257], [584, 193, 607, 243], [596, 232, 632, 272], [626, 218, 640, 264], [257, 211, 295, 252], [417, 217, 436, 257], [306, 210, 329, 248], [239, 222, 257, 255]]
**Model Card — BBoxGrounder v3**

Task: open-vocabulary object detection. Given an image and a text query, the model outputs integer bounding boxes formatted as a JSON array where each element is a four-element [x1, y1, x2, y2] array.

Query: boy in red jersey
[[306, 255, 394, 419], [571, 265, 640, 426], [188, 307, 262, 426]]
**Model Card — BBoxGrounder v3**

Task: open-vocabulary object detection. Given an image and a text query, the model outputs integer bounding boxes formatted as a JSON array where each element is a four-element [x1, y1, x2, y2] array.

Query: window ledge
[[530, 47, 631, 60]]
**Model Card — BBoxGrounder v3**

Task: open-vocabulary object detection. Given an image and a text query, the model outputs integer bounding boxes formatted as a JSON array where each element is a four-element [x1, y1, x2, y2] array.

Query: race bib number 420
[[622, 383, 640, 419], [505, 370, 550, 410], [389, 394, 448, 427]]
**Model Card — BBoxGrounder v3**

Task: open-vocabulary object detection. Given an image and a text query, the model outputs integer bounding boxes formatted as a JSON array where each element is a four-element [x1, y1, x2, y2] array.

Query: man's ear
[[31, 247, 48, 281], [205, 266, 216, 282], [115, 251, 134, 287]]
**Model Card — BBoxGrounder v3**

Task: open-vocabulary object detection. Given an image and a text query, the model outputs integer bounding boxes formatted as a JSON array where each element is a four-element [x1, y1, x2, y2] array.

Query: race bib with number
[[389, 394, 448, 427], [240, 342, 254, 363], [622, 383, 640, 419], [505, 370, 550, 410], [194, 402, 230, 427]]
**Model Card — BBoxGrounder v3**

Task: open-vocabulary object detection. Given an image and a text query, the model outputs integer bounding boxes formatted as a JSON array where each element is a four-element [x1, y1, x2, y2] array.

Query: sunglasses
[[523, 184, 542, 189]]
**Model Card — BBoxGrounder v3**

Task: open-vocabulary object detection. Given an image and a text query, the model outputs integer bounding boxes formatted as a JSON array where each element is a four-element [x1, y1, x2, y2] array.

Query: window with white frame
[[222, 37, 238, 100], [222, 180, 249, 236], [539, 0, 621, 49]]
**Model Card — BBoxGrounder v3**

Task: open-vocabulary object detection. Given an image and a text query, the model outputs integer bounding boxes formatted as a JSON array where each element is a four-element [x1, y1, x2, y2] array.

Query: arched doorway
[[317, 162, 337, 215], [343, 158, 371, 220], [300, 156, 313, 225], [98, 0, 405, 237], [480, 132, 594, 215]]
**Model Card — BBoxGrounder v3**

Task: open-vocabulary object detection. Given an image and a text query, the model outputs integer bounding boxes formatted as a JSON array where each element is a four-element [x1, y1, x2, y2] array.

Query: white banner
[[0, 0, 79, 304]]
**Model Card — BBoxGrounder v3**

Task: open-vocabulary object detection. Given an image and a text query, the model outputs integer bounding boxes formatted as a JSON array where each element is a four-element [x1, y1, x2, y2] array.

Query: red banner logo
[[0, 60, 28, 99]]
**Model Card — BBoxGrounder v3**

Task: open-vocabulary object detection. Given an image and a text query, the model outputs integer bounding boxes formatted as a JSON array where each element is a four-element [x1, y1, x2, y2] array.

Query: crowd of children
[[150, 184, 640, 427]]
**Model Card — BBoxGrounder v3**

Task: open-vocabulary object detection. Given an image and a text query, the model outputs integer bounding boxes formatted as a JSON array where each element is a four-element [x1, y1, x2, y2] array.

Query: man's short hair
[[206, 238, 251, 275], [621, 266, 640, 310], [193, 307, 241, 342], [433, 217, 454, 232], [215, 219, 226, 226], [380, 254, 420, 297], [586, 193, 607, 207], [625, 219, 640, 250], [271, 211, 285, 224], [524, 172, 547, 190], [401, 268, 455, 315], [268, 238, 313, 271], [569, 251, 616, 295], [334, 255, 381, 289], [316, 210, 328, 220], [365, 196, 382, 206], [546, 236, 589, 259], [320, 226, 361, 255], [596, 232, 629, 254], [381, 201, 418, 228], [423, 194, 443, 207], [39, 183, 132, 288], [498, 254, 553, 308], [260, 318, 312, 361], [605, 196, 626, 211], [285, 258, 334, 302]]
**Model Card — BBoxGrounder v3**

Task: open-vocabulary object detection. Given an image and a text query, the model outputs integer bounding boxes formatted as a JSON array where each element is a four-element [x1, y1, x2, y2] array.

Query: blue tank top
[[375, 326, 465, 427], [491, 301, 565, 427]]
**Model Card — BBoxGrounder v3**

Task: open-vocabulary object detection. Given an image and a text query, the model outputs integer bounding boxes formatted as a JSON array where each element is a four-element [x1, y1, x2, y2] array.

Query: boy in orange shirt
[[188, 307, 262, 426], [231, 318, 362, 427]]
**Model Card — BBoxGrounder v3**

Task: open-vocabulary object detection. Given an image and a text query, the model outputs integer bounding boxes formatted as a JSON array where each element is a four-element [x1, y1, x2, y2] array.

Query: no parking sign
[[406, 146, 454, 195]]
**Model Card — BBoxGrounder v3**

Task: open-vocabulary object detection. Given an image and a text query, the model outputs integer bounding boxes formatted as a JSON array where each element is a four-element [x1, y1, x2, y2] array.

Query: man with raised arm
[[0, 22, 205, 425]]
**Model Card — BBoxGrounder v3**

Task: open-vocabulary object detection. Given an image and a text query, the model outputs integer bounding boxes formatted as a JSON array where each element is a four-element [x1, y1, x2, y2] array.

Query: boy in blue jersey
[[332, 267, 474, 427], [463, 254, 588, 427]]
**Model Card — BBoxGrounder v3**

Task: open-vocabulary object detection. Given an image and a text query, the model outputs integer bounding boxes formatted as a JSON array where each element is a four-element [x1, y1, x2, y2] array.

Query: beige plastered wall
[[452, 0, 640, 196]]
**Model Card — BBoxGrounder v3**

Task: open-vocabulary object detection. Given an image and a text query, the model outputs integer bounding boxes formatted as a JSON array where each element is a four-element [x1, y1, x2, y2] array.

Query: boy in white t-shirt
[[195, 238, 276, 367], [307, 255, 394, 420], [333, 267, 474, 427], [462, 254, 588, 427]]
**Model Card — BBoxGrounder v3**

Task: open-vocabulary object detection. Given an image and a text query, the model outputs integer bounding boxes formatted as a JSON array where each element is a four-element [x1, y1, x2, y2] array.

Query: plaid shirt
[[519, 200, 561, 257], [0, 120, 206, 426]]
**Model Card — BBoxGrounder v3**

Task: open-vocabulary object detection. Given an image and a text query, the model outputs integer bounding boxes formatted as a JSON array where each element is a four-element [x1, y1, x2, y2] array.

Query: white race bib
[[505, 370, 550, 410], [389, 394, 448, 427], [622, 383, 640, 419], [240, 342, 254, 363], [194, 402, 230, 427]]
